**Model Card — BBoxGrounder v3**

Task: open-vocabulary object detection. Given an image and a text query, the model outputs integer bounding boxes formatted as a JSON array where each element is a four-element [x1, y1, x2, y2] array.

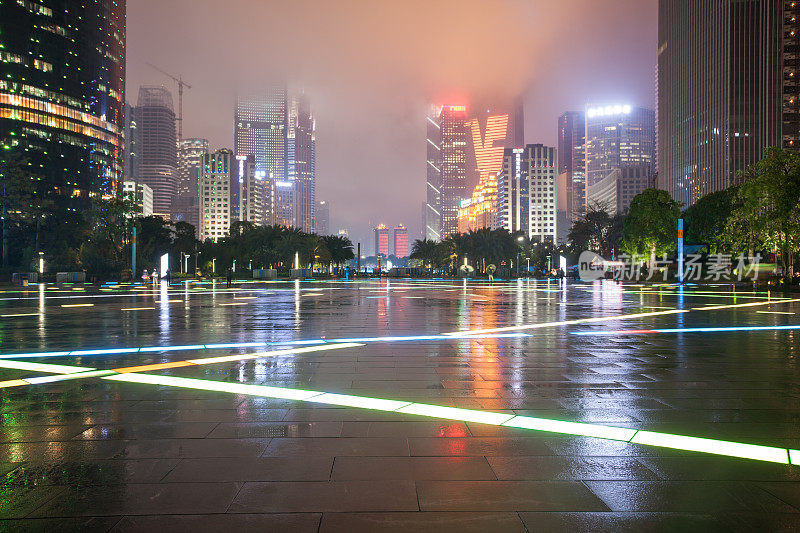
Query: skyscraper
[[557, 111, 586, 223], [585, 104, 655, 209], [658, 1, 800, 206], [234, 86, 315, 230], [172, 138, 208, 233], [439, 105, 470, 238], [234, 154, 270, 226], [0, 0, 125, 209], [392, 225, 409, 258], [316, 200, 330, 235], [199, 149, 233, 242], [457, 112, 511, 232], [134, 86, 178, 217], [289, 92, 316, 233], [498, 144, 558, 243], [374, 224, 390, 257], [123, 181, 153, 218], [425, 106, 443, 241]]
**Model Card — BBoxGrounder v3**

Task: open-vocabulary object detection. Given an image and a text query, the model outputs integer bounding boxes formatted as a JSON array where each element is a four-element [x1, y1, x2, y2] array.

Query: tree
[[567, 204, 623, 258], [620, 189, 681, 260], [728, 146, 800, 280], [320, 235, 354, 269], [683, 187, 740, 254]]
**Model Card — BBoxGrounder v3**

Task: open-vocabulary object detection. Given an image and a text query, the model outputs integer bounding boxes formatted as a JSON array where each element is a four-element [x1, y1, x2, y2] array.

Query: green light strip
[[3, 347, 799, 466], [101, 372, 797, 466]]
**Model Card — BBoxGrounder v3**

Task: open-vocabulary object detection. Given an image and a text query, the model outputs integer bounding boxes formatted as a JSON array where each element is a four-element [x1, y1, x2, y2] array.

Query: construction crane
[[146, 62, 192, 146]]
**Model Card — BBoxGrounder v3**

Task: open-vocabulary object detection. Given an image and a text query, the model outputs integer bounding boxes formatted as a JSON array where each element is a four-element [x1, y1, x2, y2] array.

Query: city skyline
[[125, 0, 657, 246]]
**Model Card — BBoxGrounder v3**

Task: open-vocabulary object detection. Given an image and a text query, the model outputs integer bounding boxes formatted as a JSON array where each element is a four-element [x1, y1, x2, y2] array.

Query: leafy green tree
[[683, 187, 740, 254], [567, 204, 623, 258], [728, 146, 800, 280], [620, 189, 681, 259]]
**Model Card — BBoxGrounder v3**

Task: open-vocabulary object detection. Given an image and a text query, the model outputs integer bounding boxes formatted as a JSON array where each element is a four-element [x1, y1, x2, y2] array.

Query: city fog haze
[[127, 0, 656, 246]]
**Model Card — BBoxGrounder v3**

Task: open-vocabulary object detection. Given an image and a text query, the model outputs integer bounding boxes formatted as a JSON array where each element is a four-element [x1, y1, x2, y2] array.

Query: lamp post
[[233, 259, 236, 273], [516, 236, 524, 277], [38, 251, 44, 275], [212, 258, 216, 275]]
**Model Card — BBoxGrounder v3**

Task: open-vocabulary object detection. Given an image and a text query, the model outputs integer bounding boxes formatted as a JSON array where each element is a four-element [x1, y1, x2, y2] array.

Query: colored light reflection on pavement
[[572, 324, 800, 335], [1, 356, 798, 466]]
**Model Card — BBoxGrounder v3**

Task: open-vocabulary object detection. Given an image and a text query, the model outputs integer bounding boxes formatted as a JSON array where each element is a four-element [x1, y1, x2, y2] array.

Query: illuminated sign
[[443, 105, 466, 112], [460, 199, 471, 208], [159, 253, 169, 278], [254, 170, 266, 180], [275, 181, 293, 188], [586, 104, 632, 119]]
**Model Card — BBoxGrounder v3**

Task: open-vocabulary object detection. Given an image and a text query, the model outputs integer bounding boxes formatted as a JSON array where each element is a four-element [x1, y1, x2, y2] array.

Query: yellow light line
[[1, 313, 40, 317], [692, 298, 800, 311], [60, 304, 94, 308], [121, 307, 156, 311]]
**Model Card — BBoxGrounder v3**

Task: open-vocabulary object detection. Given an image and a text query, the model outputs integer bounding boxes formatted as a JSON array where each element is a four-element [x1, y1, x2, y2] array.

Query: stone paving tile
[[162, 456, 334, 482], [262, 437, 409, 457], [331, 456, 496, 480], [2, 459, 180, 485], [408, 437, 554, 456], [584, 481, 800, 513], [416, 480, 610, 511], [109, 513, 321, 532], [319, 511, 526, 532], [487, 456, 659, 481], [0, 517, 121, 532], [229, 481, 419, 512], [30, 482, 243, 517], [518, 512, 731, 532]]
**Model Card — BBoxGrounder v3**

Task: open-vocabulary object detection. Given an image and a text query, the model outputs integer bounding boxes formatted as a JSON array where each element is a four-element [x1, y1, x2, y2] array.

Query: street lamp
[[212, 258, 216, 275], [248, 259, 252, 270], [233, 259, 236, 273], [516, 236, 524, 277], [38, 251, 44, 275]]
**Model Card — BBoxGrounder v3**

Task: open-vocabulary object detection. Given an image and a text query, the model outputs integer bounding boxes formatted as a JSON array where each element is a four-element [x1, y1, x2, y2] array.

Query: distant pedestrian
[[141, 269, 149, 283], [165, 269, 170, 284], [226, 269, 232, 288]]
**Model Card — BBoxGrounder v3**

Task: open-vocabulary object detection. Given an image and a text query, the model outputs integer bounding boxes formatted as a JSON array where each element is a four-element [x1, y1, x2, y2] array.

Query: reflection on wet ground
[[0, 279, 799, 531]]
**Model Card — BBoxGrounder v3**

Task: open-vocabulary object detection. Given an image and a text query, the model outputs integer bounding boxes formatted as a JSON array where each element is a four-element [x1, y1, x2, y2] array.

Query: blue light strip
[[0, 333, 529, 359]]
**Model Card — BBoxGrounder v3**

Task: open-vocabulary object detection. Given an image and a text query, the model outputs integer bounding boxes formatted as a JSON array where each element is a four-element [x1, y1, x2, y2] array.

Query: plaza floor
[[0, 279, 799, 531]]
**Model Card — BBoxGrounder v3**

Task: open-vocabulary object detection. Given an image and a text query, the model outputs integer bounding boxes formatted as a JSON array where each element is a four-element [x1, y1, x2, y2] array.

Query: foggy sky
[[127, 0, 657, 248]]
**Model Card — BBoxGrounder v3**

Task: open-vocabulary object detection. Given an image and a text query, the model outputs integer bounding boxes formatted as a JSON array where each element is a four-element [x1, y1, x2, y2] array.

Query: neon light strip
[[0, 360, 95, 373], [572, 324, 800, 335], [98, 372, 797, 466], [0, 334, 527, 359]]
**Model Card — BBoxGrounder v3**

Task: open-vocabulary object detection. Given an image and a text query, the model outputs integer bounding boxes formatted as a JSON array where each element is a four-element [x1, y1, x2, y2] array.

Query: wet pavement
[[0, 279, 799, 531]]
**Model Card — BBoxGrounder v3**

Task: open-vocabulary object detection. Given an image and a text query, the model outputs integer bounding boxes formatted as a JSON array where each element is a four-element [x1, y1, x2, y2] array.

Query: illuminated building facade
[[172, 138, 208, 233], [585, 104, 654, 208], [123, 181, 153, 217], [658, 0, 800, 206], [316, 200, 330, 235], [0, 0, 125, 209], [133, 86, 178, 217], [234, 154, 269, 226], [288, 92, 315, 233], [374, 224, 390, 257], [499, 144, 557, 243], [587, 165, 652, 215], [438, 105, 470, 238], [425, 105, 443, 240], [199, 149, 233, 242], [557, 111, 586, 223], [234, 86, 314, 229], [457, 174, 498, 233], [392, 225, 409, 258], [457, 112, 510, 232]]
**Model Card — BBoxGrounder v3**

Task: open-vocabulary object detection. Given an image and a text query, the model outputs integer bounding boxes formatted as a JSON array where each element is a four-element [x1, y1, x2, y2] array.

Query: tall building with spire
[[134, 86, 178, 217]]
